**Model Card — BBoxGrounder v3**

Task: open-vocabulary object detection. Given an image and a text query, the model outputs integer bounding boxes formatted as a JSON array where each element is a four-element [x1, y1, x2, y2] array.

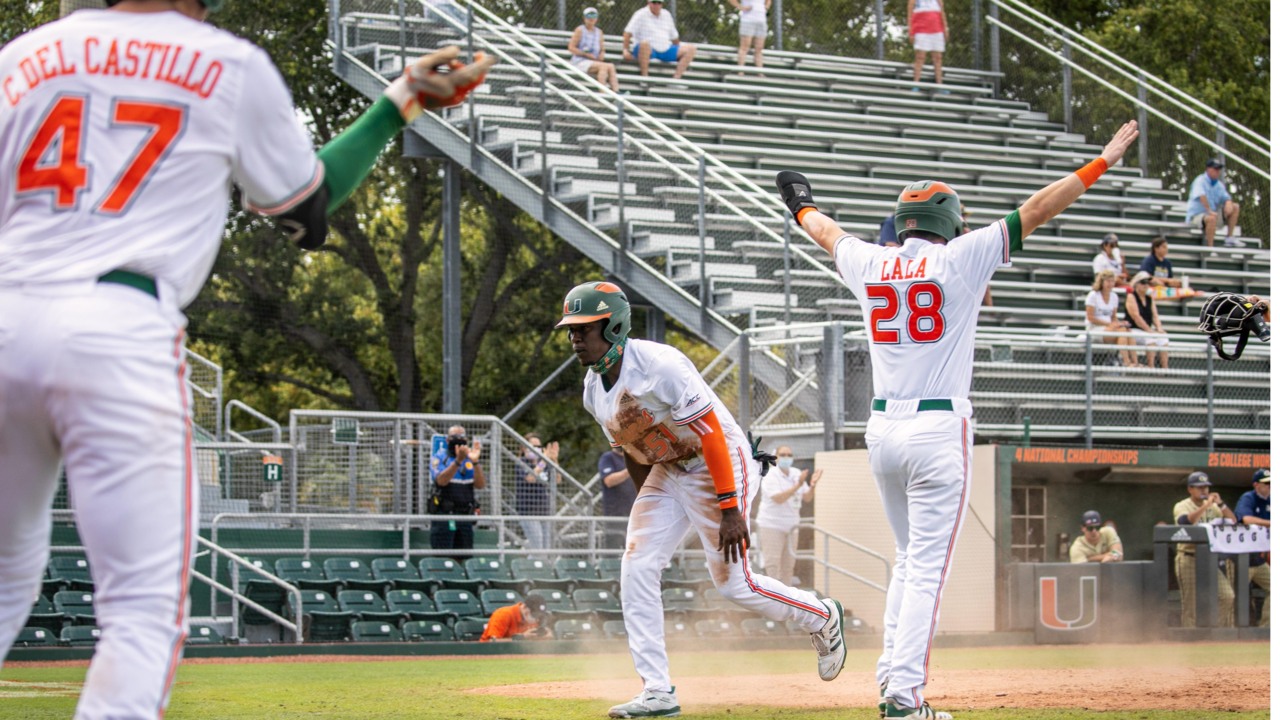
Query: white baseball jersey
[[833, 214, 1014, 401], [0, 9, 321, 307]]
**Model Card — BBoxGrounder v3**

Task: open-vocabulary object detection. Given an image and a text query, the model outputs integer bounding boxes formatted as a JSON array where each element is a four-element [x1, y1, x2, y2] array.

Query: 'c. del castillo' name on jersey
[[833, 212, 1020, 402], [583, 339, 754, 481]]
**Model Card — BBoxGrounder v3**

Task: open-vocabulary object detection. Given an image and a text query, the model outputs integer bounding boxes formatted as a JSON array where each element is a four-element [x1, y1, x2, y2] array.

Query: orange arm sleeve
[[688, 409, 740, 510]]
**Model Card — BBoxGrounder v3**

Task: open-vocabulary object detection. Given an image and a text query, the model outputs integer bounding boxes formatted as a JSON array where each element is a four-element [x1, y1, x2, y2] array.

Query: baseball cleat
[[810, 597, 847, 681], [607, 687, 681, 718], [878, 680, 889, 718], [884, 699, 953, 719]]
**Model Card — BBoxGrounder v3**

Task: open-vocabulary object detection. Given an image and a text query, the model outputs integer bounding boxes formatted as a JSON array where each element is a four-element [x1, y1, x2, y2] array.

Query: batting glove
[[775, 171, 819, 222], [384, 46, 497, 122], [748, 432, 777, 476]]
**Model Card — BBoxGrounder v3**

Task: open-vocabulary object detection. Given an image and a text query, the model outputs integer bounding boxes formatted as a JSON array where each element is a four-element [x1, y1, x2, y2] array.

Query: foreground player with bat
[[0, 1, 492, 717], [776, 122, 1139, 719]]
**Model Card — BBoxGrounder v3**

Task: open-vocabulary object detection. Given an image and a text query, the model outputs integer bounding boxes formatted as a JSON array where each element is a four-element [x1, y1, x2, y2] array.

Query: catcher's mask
[[1197, 292, 1270, 360]]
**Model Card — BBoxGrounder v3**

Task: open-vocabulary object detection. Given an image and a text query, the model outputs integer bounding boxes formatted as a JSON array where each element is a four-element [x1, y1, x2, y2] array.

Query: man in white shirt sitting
[[622, 0, 697, 78]]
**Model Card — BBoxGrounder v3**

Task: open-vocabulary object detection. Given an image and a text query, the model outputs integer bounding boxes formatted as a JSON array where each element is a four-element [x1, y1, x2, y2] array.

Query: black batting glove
[[748, 432, 776, 476], [775, 171, 819, 222]]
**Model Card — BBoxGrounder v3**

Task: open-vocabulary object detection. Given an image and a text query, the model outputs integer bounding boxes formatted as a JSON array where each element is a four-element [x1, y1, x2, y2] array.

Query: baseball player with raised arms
[[557, 281, 846, 718], [0, 1, 493, 717], [775, 121, 1139, 720]]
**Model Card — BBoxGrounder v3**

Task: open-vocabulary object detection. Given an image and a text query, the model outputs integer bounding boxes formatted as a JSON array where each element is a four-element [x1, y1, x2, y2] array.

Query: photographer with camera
[[430, 425, 487, 559], [1173, 471, 1236, 627]]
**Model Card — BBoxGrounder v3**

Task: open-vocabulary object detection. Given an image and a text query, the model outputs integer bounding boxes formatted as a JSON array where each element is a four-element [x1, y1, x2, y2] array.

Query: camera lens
[[1248, 314, 1270, 343]]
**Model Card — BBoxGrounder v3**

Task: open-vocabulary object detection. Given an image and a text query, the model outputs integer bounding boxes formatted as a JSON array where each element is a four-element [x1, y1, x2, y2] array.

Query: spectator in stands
[[479, 592, 552, 641], [729, 0, 770, 71], [598, 447, 635, 549], [1139, 236, 1182, 288], [1173, 471, 1236, 627], [755, 446, 821, 585], [908, 0, 948, 89], [1234, 468, 1270, 627], [1186, 158, 1242, 248], [1092, 233, 1127, 282], [1085, 270, 1139, 367], [878, 214, 901, 247], [1069, 510, 1124, 563], [516, 433, 558, 555], [1123, 271, 1169, 369], [569, 8, 620, 93], [430, 425, 486, 559], [622, 0, 696, 80]]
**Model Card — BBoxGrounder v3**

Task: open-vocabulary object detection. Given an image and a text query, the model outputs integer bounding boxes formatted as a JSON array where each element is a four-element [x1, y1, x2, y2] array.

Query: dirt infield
[[469, 665, 1269, 712]]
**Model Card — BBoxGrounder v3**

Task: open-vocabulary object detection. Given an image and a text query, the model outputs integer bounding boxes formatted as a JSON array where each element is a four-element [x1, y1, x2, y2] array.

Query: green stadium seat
[[595, 557, 623, 585], [465, 558, 524, 593], [288, 591, 355, 642], [555, 557, 617, 594], [695, 619, 738, 638], [421, 558, 484, 595], [41, 566, 65, 598], [740, 618, 790, 637], [451, 619, 487, 641], [660, 562, 703, 592], [230, 556, 288, 627], [371, 558, 436, 593], [660, 587, 704, 617], [323, 558, 388, 594], [553, 619, 601, 641], [275, 558, 341, 596], [350, 621, 403, 643], [432, 589, 483, 619], [479, 589, 523, 617], [52, 590, 95, 625], [571, 588, 623, 623], [27, 594, 64, 634], [16, 626, 57, 647], [402, 620, 455, 642], [60, 625, 101, 647], [510, 559, 570, 594], [48, 556, 94, 591], [187, 624, 225, 645], [681, 557, 711, 586], [539, 589, 590, 620], [601, 620, 628, 639], [336, 590, 405, 624], [384, 590, 455, 625], [663, 619, 694, 638]]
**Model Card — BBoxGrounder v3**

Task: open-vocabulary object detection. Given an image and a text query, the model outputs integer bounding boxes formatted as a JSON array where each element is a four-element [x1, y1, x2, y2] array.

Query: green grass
[[1, 644, 1269, 719]]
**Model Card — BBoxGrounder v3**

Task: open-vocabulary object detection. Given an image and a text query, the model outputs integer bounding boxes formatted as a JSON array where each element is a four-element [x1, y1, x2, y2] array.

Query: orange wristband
[[1074, 157, 1108, 189], [796, 207, 816, 225]]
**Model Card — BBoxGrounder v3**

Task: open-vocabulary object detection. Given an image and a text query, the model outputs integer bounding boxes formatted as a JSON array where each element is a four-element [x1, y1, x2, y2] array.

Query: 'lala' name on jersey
[[878, 256, 930, 281], [3, 38, 224, 108]]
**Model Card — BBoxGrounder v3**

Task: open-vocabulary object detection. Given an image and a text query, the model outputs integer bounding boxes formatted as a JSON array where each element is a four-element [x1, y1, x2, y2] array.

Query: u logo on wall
[[1038, 576, 1098, 630]]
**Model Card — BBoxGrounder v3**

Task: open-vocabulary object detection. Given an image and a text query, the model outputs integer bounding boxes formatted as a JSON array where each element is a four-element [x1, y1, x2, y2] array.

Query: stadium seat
[[661, 562, 704, 592], [694, 619, 738, 638], [479, 589, 523, 617], [540, 589, 590, 620], [336, 590, 406, 624], [385, 590, 456, 625], [60, 625, 101, 647], [596, 557, 623, 582], [452, 619, 488, 641], [350, 621, 403, 643], [465, 558, 525, 593], [229, 556, 273, 589], [740, 618, 790, 637], [288, 591, 355, 642], [48, 556, 94, 592], [510, 559, 571, 594], [27, 594, 64, 633], [15, 626, 57, 647], [571, 588, 623, 622], [323, 558, 388, 593], [553, 619, 601, 641], [660, 587, 703, 619], [663, 619, 694, 638], [187, 624, 225, 645], [41, 565, 65, 598], [403, 620, 455, 642], [52, 590, 95, 625], [601, 619, 628, 639], [681, 557, 711, 586], [275, 558, 341, 596], [701, 588, 750, 622], [433, 589, 484, 620], [372, 558, 436, 593], [554, 557, 615, 593], [421, 558, 484, 595]]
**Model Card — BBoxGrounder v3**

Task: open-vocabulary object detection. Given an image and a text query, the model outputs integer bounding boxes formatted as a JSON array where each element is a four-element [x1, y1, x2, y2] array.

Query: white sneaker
[[810, 597, 847, 681], [1224, 236, 1245, 247], [885, 699, 954, 719], [608, 687, 681, 718]]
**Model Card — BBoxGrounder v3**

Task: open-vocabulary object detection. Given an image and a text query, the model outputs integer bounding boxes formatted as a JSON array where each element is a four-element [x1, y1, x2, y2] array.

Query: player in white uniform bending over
[[556, 281, 846, 718], [0, 1, 493, 717], [775, 121, 1139, 720]]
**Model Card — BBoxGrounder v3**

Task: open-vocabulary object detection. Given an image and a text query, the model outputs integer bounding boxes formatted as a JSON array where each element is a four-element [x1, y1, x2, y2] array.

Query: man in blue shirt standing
[[1234, 468, 1270, 627], [430, 424, 486, 559], [1185, 158, 1242, 248]]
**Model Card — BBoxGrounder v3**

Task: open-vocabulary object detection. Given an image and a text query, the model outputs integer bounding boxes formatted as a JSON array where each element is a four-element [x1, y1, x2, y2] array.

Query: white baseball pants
[[0, 282, 198, 720], [866, 400, 972, 710], [621, 458, 830, 692]]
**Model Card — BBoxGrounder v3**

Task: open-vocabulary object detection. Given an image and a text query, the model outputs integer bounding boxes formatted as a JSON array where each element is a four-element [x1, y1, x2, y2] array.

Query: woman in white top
[[569, 7, 619, 92], [1091, 233, 1127, 282], [754, 446, 821, 585], [729, 0, 771, 70], [1085, 270, 1138, 367]]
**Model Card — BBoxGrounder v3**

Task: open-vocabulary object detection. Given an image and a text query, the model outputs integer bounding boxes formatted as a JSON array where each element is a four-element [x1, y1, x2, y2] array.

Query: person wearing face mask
[[516, 432, 558, 555], [755, 446, 822, 585], [1185, 158, 1242, 248]]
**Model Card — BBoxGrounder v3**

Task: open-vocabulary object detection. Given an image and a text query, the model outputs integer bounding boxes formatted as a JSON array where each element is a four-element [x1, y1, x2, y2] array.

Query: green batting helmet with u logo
[[556, 281, 631, 374]]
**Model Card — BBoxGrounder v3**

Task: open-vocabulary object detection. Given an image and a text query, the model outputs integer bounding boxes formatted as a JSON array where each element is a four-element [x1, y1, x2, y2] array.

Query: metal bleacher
[[329, 1, 1268, 446]]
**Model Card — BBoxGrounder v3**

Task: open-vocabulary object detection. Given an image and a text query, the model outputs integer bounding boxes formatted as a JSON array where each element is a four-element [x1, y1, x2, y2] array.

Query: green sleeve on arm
[[1004, 209, 1023, 254], [317, 96, 406, 215]]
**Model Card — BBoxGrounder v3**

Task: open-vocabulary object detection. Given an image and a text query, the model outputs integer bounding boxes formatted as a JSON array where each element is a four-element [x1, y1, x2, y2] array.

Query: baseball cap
[[523, 592, 550, 621], [1130, 270, 1153, 286], [1101, 233, 1119, 246], [1253, 468, 1270, 484], [583, 6, 598, 16], [1205, 158, 1225, 169], [1186, 471, 1212, 487], [1081, 510, 1103, 528]]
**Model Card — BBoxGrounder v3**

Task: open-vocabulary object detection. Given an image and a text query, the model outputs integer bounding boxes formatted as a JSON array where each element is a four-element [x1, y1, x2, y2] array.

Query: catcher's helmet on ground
[[1197, 292, 1270, 360], [556, 281, 631, 373], [894, 181, 965, 242]]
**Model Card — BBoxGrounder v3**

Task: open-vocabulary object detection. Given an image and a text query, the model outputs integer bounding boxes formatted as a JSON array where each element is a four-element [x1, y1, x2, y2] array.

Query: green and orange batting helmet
[[556, 281, 632, 373], [894, 180, 965, 242]]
